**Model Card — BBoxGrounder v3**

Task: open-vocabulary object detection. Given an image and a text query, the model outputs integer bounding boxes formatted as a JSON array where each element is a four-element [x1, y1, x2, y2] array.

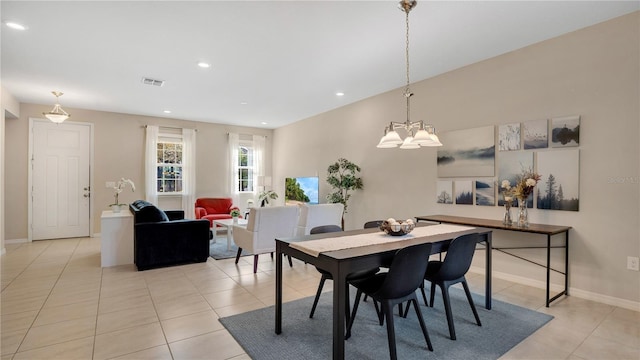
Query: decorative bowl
[[379, 220, 415, 236]]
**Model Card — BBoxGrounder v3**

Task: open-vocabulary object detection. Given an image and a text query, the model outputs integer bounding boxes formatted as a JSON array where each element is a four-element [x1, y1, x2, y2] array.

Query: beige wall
[[1, 86, 20, 254], [4, 106, 272, 238], [273, 12, 640, 306]]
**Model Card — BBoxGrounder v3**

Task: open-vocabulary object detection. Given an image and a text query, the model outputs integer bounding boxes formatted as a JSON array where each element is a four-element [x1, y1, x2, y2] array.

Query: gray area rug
[[220, 287, 553, 360], [209, 239, 240, 260]]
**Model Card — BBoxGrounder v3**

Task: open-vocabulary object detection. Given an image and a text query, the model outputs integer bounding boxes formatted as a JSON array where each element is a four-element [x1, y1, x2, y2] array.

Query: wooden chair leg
[[462, 280, 482, 326], [346, 290, 363, 339], [253, 255, 259, 273], [309, 275, 328, 318], [235, 248, 243, 264], [440, 284, 456, 340], [383, 301, 398, 360], [412, 298, 434, 351]]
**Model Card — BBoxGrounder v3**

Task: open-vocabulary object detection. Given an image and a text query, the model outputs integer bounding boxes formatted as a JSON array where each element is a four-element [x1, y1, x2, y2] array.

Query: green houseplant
[[326, 158, 363, 229]]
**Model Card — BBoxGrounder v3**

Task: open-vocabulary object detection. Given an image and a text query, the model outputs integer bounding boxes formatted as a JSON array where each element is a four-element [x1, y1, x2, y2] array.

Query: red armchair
[[195, 198, 241, 227]]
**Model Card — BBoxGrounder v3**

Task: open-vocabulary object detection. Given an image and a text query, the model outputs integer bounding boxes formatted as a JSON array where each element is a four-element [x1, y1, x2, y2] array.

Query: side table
[[100, 210, 134, 267]]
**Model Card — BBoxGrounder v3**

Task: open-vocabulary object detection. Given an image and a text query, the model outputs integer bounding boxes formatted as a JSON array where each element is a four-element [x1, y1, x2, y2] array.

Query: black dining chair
[[420, 233, 482, 340], [363, 220, 384, 229], [308, 225, 380, 327], [346, 242, 434, 360]]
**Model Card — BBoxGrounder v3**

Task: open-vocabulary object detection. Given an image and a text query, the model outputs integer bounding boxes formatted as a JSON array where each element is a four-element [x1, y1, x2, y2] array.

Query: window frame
[[237, 142, 254, 193], [156, 132, 184, 195]]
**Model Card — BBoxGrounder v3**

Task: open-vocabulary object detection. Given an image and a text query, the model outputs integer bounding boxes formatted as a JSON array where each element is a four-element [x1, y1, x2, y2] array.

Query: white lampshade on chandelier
[[377, 0, 442, 149], [43, 91, 70, 123]]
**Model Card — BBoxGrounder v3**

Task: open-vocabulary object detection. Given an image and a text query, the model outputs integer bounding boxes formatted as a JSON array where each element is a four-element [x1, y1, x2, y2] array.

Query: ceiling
[[2, 1, 638, 129]]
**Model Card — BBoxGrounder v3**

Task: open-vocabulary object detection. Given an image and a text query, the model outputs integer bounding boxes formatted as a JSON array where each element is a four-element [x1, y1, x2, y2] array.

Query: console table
[[415, 214, 571, 307]]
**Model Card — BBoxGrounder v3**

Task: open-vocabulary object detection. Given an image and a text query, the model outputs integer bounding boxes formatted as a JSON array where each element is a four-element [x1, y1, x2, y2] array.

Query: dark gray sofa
[[129, 200, 210, 271]]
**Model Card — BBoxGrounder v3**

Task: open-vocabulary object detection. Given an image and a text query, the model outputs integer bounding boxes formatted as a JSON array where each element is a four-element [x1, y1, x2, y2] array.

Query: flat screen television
[[285, 176, 319, 205]]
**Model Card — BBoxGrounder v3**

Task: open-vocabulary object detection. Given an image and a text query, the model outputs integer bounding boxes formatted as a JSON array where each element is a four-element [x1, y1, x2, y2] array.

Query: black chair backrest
[[363, 220, 383, 229], [375, 242, 433, 299], [310, 225, 343, 234], [436, 233, 479, 281]]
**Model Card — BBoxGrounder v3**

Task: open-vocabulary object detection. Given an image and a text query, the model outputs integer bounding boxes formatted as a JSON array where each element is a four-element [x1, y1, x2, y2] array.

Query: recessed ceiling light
[[5, 22, 27, 30], [336, 92, 345, 96], [163, 110, 172, 114], [261, 122, 268, 125], [240, 102, 248, 105], [197, 62, 211, 68]]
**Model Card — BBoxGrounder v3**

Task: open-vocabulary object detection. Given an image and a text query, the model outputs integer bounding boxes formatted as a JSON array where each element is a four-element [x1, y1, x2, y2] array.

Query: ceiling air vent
[[141, 77, 165, 87]]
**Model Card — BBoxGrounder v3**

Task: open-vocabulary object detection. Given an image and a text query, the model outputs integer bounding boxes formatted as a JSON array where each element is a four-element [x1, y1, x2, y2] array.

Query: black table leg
[[332, 266, 346, 359], [485, 233, 492, 310], [275, 243, 283, 334]]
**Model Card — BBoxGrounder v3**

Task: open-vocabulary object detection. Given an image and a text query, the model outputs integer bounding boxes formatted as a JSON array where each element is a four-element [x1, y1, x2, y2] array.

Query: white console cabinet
[[100, 210, 134, 267]]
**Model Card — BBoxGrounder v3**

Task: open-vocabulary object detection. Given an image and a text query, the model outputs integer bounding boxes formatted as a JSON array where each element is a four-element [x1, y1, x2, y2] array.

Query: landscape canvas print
[[498, 151, 534, 207], [551, 115, 580, 147], [475, 180, 495, 206], [498, 123, 521, 151], [436, 180, 453, 204], [537, 149, 580, 211], [455, 180, 473, 205], [523, 119, 548, 149], [437, 126, 495, 177]]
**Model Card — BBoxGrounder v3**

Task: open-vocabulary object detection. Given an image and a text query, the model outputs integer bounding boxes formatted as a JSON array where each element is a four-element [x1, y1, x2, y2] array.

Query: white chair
[[233, 205, 300, 273], [295, 203, 344, 236]]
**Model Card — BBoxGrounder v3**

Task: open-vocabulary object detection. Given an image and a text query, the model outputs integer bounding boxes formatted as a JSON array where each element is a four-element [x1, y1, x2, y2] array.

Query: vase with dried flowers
[[110, 178, 135, 213], [499, 180, 515, 226], [512, 168, 541, 227]]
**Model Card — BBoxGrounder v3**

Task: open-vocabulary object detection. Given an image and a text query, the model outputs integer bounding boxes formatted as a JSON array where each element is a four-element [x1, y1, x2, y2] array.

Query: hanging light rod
[[43, 91, 70, 123], [377, 0, 442, 149]]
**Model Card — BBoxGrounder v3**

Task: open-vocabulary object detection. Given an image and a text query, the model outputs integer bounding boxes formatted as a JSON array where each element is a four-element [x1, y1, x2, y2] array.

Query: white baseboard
[[5, 238, 28, 244], [469, 266, 640, 312], [93, 233, 101, 238]]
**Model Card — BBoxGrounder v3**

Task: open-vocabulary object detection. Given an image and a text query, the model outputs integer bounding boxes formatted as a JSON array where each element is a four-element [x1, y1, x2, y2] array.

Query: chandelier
[[377, 0, 442, 149], [43, 91, 70, 123]]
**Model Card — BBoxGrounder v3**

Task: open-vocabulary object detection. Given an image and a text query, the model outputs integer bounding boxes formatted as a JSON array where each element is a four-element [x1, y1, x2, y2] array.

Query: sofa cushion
[[130, 200, 170, 223], [195, 198, 233, 215]]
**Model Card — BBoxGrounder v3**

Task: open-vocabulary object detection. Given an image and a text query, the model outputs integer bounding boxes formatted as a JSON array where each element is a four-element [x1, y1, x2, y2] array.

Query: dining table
[[275, 223, 493, 360]]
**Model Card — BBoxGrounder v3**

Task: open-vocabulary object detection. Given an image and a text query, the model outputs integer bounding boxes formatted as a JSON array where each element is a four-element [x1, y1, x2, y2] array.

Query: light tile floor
[[1, 237, 638, 359]]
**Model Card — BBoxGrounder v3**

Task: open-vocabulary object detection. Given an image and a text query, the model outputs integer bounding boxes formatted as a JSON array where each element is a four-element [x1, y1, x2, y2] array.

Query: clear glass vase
[[503, 201, 513, 226], [517, 198, 529, 227]]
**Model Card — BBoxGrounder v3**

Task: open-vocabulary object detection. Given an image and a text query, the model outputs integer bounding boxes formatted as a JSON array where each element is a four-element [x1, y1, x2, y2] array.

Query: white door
[[32, 120, 91, 240]]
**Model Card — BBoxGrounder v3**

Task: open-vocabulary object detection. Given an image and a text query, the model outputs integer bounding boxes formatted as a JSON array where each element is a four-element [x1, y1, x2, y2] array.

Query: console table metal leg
[[565, 231, 569, 296], [546, 235, 551, 307]]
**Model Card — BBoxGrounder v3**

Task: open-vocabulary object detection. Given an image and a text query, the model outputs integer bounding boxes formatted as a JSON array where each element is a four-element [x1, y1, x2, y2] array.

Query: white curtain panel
[[182, 128, 196, 219], [253, 134, 266, 194], [145, 125, 159, 205], [228, 132, 240, 205]]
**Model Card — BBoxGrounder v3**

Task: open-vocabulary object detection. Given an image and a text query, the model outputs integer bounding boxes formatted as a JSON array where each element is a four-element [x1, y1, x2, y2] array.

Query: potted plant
[[109, 178, 135, 213], [326, 158, 363, 229], [229, 206, 241, 223], [258, 190, 278, 207]]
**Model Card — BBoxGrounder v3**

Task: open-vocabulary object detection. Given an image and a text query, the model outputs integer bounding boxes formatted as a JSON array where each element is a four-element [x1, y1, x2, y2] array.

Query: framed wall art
[[551, 115, 580, 147], [437, 125, 495, 177]]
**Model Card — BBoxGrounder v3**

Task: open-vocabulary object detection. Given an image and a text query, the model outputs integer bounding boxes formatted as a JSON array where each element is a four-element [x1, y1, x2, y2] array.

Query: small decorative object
[[512, 168, 541, 227], [499, 180, 515, 226], [380, 218, 415, 236], [517, 198, 528, 228], [230, 207, 241, 223], [258, 190, 278, 207], [109, 178, 135, 213]]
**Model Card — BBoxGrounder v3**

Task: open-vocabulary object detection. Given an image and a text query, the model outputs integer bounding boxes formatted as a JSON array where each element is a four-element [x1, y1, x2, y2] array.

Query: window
[[157, 141, 183, 193], [237, 145, 254, 192]]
